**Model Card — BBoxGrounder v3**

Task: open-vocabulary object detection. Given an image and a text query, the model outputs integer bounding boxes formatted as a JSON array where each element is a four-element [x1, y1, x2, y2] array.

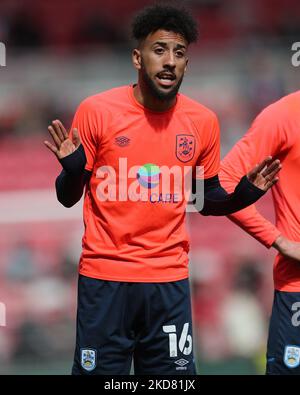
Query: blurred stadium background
[[0, 0, 299, 375]]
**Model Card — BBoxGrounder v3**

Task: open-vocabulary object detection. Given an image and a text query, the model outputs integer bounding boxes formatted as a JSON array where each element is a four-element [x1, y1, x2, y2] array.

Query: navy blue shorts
[[72, 275, 196, 375], [266, 290, 300, 375]]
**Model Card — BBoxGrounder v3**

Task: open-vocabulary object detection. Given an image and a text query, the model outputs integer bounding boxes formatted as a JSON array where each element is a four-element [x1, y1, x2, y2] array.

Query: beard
[[140, 61, 184, 102]]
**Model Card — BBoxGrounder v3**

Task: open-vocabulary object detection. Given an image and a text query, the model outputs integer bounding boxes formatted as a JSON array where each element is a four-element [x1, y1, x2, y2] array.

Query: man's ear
[[184, 58, 189, 74], [132, 48, 142, 70]]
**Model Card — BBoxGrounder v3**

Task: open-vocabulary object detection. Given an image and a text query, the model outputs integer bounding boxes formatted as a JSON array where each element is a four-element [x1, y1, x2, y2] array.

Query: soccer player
[[44, 4, 280, 375], [220, 91, 300, 375]]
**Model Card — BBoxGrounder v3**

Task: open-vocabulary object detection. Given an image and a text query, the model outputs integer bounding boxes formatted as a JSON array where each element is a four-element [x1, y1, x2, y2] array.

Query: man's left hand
[[247, 156, 281, 191]]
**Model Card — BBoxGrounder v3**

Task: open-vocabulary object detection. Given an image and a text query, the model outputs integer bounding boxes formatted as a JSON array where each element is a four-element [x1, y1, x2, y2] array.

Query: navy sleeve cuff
[[235, 175, 265, 205], [59, 144, 86, 175]]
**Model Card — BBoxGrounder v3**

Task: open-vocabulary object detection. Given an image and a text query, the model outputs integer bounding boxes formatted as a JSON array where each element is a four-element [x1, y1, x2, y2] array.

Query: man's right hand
[[273, 235, 300, 262], [44, 119, 81, 160]]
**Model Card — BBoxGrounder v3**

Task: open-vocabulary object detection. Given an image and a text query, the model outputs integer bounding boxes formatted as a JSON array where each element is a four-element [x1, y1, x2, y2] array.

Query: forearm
[[220, 163, 281, 248], [272, 234, 300, 262], [198, 175, 265, 216], [228, 209, 281, 248], [55, 169, 89, 207], [272, 234, 289, 254], [55, 144, 90, 208]]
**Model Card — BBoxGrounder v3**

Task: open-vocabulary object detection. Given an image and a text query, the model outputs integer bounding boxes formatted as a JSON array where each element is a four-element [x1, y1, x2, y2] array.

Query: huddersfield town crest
[[283, 345, 300, 368], [81, 348, 97, 371], [176, 134, 195, 163]]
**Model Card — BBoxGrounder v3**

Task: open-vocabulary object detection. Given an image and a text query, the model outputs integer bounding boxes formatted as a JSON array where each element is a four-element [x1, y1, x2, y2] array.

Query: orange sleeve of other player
[[219, 105, 293, 248], [70, 99, 101, 172]]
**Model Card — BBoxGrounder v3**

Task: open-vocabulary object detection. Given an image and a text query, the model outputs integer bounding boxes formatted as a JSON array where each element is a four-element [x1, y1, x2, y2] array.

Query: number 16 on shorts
[[163, 323, 192, 357]]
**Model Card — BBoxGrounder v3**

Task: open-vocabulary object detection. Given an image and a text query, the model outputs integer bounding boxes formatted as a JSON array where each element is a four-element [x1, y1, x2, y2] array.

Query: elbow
[[58, 198, 76, 208], [61, 200, 76, 208], [196, 204, 212, 216], [196, 200, 212, 216], [198, 208, 210, 216], [198, 205, 225, 217], [56, 192, 77, 208], [200, 210, 219, 216], [55, 172, 86, 209]]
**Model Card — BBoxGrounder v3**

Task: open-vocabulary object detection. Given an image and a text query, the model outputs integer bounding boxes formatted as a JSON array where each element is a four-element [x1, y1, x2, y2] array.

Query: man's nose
[[164, 52, 176, 68]]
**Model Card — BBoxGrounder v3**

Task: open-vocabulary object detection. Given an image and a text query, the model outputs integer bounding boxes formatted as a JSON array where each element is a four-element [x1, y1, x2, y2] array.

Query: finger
[[55, 119, 69, 139], [48, 126, 61, 149], [247, 163, 260, 181], [264, 177, 279, 191], [247, 157, 272, 180], [44, 140, 58, 155], [264, 164, 282, 184], [261, 159, 281, 177], [255, 156, 273, 174], [52, 120, 65, 142], [72, 128, 81, 148]]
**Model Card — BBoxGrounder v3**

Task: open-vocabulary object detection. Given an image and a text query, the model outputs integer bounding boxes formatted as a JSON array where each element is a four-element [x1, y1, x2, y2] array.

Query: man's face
[[133, 29, 189, 101]]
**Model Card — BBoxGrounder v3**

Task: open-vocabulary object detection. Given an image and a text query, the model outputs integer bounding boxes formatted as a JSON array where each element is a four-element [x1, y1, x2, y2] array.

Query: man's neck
[[133, 83, 176, 112]]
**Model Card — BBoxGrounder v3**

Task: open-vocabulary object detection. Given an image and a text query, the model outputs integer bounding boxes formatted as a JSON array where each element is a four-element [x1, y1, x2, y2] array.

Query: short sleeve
[[195, 114, 220, 179], [70, 99, 100, 171]]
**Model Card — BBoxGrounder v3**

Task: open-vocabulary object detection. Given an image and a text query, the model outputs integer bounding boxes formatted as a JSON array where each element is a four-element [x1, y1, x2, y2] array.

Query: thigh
[[134, 279, 196, 375], [266, 290, 300, 375], [72, 275, 135, 375]]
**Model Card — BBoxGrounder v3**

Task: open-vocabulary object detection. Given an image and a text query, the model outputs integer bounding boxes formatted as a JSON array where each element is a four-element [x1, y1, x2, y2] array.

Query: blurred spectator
[[13, 320, 54, 361], [220, 261, 267, 362], [244, 50, 285, 120], [190, 249, 229, 361], [76, 13, 124, 47], [7, 8, 43, 48], [12, 316, 74, 363], [6, 242, 36, 283]]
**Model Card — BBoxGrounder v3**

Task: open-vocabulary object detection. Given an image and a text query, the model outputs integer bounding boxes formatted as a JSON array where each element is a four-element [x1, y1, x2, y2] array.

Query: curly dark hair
[[131, 3, 198, 44]]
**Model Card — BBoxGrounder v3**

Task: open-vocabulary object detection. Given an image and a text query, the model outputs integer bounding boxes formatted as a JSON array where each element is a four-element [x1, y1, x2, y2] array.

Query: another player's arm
[[219, 108, 300, 262], [197, 156, 281, 216], [272, 235, 300, 262], [44, 120, 91, 208]]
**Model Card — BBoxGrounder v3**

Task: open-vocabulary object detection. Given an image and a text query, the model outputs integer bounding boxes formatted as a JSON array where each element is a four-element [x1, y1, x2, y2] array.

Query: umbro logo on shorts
[[175, 358, 189, 367]]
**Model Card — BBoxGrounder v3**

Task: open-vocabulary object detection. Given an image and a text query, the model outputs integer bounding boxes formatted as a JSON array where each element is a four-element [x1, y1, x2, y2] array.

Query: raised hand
[[247, 156, 281, 192], [44, 120, 81, 160]]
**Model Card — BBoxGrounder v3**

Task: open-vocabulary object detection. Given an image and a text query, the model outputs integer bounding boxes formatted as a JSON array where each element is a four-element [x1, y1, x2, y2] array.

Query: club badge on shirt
[[176, 134, 195, 163]]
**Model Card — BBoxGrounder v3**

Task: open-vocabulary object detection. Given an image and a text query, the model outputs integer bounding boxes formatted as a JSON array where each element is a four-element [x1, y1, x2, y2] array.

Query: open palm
[[44, 119, 81, 160], [247, 156, 281, 192]]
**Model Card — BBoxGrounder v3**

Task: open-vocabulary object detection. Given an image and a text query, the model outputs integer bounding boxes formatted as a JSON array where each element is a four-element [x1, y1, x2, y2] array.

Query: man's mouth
[[156, 72, 176, 87]]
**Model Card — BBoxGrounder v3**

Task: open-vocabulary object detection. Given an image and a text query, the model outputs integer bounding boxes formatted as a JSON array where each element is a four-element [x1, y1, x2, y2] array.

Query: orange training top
[[70, 85, 220, 282], [220, 91, 300, 291]]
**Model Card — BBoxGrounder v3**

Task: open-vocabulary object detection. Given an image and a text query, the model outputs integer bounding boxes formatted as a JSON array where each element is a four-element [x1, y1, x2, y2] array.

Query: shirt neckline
[[127, 84, 180, 115]]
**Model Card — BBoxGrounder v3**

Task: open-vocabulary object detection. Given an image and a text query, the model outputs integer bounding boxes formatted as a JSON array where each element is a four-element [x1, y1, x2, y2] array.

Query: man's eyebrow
[[152, 41, 187, 50]]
